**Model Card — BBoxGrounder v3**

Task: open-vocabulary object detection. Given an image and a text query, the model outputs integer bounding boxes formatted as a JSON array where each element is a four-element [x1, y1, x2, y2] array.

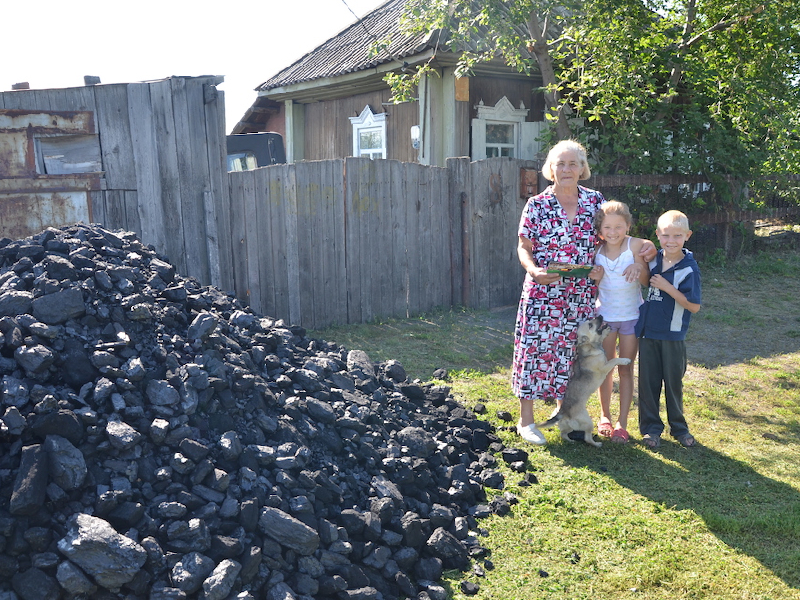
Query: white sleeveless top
[[595, 237, 643, 321]]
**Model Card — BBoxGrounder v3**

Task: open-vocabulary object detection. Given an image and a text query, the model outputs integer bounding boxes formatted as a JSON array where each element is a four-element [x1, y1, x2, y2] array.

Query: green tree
[[388, 0, 800, 180]]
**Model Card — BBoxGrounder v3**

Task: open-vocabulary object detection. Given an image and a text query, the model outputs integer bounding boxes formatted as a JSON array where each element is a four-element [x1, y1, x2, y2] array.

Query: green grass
[[311, 248, 800, 600]]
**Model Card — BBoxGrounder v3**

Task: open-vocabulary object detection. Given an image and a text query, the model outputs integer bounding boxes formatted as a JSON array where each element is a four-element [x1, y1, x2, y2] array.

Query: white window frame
[[484, 121, 517, 158], [472, 96, 536, 160], [350, 105, 387, 159]]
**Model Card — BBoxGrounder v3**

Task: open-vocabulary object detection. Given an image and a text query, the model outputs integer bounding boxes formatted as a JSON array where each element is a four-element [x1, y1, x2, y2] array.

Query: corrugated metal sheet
[[257, 0, 435, 91]]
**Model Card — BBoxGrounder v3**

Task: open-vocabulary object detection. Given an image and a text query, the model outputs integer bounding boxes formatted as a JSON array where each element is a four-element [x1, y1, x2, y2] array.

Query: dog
[[536, 316, 631, 447]]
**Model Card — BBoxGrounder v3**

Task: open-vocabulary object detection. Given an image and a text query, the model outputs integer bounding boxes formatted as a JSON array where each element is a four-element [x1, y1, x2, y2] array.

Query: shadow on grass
[[548, 440, 800, 589]]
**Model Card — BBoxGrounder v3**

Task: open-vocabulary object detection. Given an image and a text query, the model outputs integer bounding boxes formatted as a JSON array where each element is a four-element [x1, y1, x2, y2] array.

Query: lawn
[[311, 248, 800, 600]]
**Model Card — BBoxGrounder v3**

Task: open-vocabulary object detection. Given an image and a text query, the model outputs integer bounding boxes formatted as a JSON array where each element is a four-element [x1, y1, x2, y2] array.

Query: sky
[[2, 0, 386, 134]]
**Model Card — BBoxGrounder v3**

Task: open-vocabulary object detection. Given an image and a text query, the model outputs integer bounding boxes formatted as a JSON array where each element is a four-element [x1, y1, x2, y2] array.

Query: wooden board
[[389, 160, 409, 318], [202, 85, 233, 292], [148, 79, 186, 270], [241, 169, 261, 314], [93, 84, 137, 190], [127, 82, 166, 255], [170, 77, 209, 283]]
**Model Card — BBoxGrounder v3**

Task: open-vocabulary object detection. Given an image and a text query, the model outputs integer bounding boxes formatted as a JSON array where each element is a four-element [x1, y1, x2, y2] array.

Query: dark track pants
[[637, 338, 690, 439]]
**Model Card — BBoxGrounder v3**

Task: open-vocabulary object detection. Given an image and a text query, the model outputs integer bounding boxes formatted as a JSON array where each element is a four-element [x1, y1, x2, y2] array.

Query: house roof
[[256, 0, 435, 93], [231, 0, 541, 133]]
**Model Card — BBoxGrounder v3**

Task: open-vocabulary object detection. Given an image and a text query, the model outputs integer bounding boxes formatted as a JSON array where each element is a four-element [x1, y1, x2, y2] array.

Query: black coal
[[0, 224, 522, 600]]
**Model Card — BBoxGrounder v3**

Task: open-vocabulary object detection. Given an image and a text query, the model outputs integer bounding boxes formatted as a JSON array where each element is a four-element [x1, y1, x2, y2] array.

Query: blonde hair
[[594, 200, 632, 233], [657, 210, 691, 232], [542, 140, 591, 182]]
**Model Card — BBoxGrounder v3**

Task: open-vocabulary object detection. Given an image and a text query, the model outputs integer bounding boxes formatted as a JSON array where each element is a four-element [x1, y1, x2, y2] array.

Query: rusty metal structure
[[0, 109, 101, 240]]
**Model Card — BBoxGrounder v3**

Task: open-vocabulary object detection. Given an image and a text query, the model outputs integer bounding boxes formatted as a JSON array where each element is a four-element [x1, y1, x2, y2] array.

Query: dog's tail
[[536, 406, 563, 429]]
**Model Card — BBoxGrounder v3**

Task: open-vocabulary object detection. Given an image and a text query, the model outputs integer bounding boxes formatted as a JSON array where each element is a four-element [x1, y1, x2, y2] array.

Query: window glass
[[485, 122, 515, 158], [359, 129, 383, 151], [227, 151, 258, 172], [486, 123, 514, 145]]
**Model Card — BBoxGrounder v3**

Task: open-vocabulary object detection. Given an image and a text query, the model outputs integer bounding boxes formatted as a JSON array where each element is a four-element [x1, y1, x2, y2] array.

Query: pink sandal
[[611, 427, 629, 444], [597, 421, 614, 438]]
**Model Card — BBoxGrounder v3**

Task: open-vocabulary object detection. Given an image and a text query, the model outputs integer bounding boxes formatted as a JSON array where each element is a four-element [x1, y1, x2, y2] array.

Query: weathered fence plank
[[404, 162, 422, 318], [148, 79, 185, 270], [295, 161, 318, 327], [419, 167, 434, 313], [344, 158, 365, 323], [325, 159, 348, 327], [202, 84, 232, 292], [228, 169, 250, 309], [127, 83, 166, 256], [373, 159, 393, 320], [432, 165, 450, 310], [253, 168, 275, 318], [170, 77, 208, 283], [447, 157, 469, 307], [264, 166, 292, 322], [389, 160, 409, 318], [245, 169, 263, 314], [93, 84, 137, 191], [60, 86, 96, 112], [283, 165, 302, 326]]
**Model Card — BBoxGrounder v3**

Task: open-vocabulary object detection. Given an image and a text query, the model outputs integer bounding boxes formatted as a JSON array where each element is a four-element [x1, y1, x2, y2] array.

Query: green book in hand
[[546, 262, 593, 278]]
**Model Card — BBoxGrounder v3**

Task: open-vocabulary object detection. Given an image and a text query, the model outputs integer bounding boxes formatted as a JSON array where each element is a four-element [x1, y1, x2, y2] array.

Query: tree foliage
[[388, 0, 800, 180]]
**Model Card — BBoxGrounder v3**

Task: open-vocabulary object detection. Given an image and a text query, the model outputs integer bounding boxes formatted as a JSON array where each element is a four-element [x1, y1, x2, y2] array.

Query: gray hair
[[542, 140, 591, 181]]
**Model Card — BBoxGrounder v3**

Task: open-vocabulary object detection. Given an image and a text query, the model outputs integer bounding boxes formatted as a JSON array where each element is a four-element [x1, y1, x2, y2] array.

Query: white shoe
[[517, 423, 547, 446]]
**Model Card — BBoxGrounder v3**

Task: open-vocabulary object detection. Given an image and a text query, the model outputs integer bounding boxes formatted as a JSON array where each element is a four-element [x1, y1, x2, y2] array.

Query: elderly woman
[[513, 140, 654, 445]]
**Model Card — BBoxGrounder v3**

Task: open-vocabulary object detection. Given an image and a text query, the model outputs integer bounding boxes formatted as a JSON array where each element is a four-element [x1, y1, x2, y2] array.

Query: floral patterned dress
[[512, 185, 604, 400]]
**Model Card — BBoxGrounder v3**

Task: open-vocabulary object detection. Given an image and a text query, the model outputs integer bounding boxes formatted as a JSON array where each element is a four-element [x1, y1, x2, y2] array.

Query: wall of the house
[[469, 76, 545, 123], [421, 68, 471, 166], [302, 89, 418, 163], [284, 72, 543, 165]]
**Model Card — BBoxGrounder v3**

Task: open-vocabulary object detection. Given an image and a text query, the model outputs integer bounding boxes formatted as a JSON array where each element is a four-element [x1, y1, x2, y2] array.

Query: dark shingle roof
[[257, 0, 436, 91]]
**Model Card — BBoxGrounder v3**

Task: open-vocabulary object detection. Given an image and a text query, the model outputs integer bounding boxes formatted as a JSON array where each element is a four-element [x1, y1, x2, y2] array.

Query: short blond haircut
[[657, 210, 691, 233], [542, 140, 591, 182], [594, 200, 632, 232]]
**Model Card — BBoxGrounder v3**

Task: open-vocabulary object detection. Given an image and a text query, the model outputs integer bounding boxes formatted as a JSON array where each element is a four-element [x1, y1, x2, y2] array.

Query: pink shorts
[[606, 319, 638, 336]]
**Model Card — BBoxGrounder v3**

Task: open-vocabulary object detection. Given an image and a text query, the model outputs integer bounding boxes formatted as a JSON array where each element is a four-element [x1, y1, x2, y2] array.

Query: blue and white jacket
[[635, 249, 702, 341]]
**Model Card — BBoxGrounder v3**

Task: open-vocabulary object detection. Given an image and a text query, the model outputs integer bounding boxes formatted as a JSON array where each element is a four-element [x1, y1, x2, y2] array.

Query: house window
[[350, 105, 387, 159], [485, 122, 516, 158], [472, 96, 542, 161]]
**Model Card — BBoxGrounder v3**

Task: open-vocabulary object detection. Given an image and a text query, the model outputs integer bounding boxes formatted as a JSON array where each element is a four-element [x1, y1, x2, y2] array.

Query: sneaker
[[517, 423, 547, 446]]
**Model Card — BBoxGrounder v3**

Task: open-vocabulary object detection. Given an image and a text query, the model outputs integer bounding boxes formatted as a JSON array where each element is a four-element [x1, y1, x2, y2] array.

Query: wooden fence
[[228, 158, 800, 329], [227, 157, 531, 329], [4, 80, 798, 330]]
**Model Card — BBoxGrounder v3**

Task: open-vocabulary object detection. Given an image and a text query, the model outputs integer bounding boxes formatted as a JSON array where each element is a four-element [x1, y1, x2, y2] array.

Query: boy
[[635, 210, 702, 449]]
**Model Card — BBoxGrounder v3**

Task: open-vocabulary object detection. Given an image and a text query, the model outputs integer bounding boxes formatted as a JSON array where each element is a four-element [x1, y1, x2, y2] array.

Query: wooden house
[[232, 0, 548, 166]]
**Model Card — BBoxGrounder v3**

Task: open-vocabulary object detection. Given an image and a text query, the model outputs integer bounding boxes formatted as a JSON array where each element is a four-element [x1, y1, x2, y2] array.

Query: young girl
[[593, 201, 650, 443]]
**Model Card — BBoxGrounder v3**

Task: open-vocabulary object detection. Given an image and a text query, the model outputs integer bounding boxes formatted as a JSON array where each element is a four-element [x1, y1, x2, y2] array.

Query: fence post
[[448, 157, 470, 307]]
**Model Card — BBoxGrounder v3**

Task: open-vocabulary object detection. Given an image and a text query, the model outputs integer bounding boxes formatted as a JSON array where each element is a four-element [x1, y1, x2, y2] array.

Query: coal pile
[[0, 224, 519, 600]]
